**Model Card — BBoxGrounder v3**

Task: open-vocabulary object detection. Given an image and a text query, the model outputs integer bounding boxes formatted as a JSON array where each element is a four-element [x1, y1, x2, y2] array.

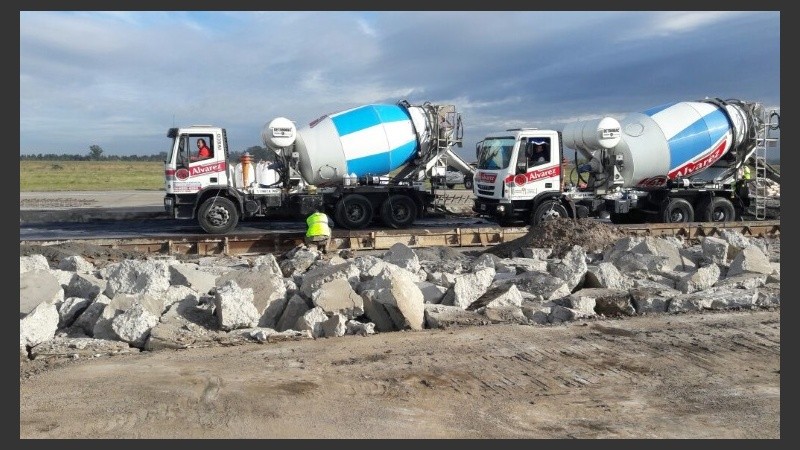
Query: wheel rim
[[346, 205, 366, 222], [206, 205, 230, 226], [539, 204, 564, 222], [391, 204, 411, 222], [711, 209, 726, 221], [669, 209, 686, 222]]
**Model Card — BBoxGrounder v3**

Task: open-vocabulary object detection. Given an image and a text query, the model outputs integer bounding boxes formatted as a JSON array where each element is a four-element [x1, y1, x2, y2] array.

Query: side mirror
[[516, 160, 527, 174]]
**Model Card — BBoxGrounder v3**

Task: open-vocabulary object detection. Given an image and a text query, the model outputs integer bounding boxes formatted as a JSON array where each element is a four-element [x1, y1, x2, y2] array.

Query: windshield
[[476, 137, 515, 170]]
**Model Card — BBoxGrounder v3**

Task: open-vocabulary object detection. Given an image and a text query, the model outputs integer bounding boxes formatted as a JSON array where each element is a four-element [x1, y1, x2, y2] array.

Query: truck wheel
[[697, 197, 736, 222], [380, 195, 417, 228], [464, 178, 474, 190], [198, 196, 239, 234], [531, 200, 568, 226], [660, 198, 694, 223], [335, 194, 373, 230]]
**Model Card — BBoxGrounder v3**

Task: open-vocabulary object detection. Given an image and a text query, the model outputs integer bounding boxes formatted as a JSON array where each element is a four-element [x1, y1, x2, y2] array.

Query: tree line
[[19, 144, 277, 162]]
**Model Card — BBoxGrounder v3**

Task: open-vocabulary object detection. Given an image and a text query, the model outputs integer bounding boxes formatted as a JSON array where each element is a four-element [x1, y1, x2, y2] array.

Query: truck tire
[[660, 198, 694, 223], [335, 194, 373, 230], [697, 197, 736, 222], [198, 196, 239, 234], [380, 194, 417, 228], [464, 178, 474, 190], [530, 200, 568, 226]]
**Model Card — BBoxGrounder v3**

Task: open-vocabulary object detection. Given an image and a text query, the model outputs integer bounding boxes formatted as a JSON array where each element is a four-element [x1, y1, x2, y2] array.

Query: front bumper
[[473, 197, 512, 218]]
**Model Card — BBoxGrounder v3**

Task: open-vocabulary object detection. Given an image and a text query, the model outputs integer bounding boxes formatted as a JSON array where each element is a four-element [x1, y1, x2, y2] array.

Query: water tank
[[262, 117, 297, 151], [562, 100, 755, 187], [255, 161, 280, 186], [290, 103, 429, 185], [562, 116, 621, 156]]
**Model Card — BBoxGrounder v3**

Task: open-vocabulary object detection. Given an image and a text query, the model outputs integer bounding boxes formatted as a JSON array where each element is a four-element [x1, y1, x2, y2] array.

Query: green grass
[[17, 159, 588, 192], [20, 160, 165, 191]]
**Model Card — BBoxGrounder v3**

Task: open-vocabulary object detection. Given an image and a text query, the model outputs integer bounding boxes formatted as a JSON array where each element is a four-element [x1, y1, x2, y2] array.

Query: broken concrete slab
[[214, 280, 259, 331], [677, 264, 721, 294], [20, 302, 60, 348], [30, 336, 136, 360], [727, 246, 773, 277], [424, 304, 488, 329], [20, 269, 63, 318], [311, 278, 364, 319]]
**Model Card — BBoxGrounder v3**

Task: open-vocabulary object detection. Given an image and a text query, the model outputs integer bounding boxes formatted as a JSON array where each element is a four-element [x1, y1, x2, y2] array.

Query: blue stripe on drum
[[345, 140, 418, 176], [643, 102, 676, 117], [331, 104, 411, 137], [667, 108, 730, 169]]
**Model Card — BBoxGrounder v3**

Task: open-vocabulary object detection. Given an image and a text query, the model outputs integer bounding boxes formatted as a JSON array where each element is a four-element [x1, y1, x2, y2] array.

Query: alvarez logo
[[668, 138, 728, 179], [189, 161, 226, 177], [636, 176, 668, 188], [504, 166, 560, 186], [477, 171, 497, 183]]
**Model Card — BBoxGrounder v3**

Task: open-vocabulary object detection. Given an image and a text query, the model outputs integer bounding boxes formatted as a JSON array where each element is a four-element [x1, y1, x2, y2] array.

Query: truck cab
[[164, 126, 231, 197], [164, 126, 247, 228], [473, 129, 567, 225]]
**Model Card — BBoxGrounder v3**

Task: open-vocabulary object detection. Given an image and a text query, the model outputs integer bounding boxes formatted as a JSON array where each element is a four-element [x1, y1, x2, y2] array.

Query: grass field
[[20, 159, 776, 192], [20, 161, 164, 191]]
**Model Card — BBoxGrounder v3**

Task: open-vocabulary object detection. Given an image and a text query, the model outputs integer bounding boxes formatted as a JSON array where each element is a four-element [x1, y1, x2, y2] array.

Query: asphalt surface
[[19, 189, 477, 224], [20, 190, 169, 223]]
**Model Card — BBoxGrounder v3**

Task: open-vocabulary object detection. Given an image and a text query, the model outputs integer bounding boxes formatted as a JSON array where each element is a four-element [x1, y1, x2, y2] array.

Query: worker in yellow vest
[[736, 164, 752, 202], [305, 207, 331, 253]]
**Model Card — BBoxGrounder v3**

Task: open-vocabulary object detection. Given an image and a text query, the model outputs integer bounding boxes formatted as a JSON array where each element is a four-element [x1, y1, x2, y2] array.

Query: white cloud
[[617, 11, 746, 40], [19, 11, 779, 156]]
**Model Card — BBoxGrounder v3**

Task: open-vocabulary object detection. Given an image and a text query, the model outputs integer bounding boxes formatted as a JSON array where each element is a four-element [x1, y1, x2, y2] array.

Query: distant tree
[[89, 145, 104, 160], [245, 145, 274, 162]]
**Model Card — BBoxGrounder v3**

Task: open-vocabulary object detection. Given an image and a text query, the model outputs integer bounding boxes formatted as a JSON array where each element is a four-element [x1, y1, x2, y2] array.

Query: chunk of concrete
[[20, 302, 59, 348], [424, 304, 487, 329], [102, 260, 172, 297], [547, 245, 588, 291], [584, 262, 632, 290], [310, 278, 365, 319], [441, 267, 496, 309], [275, 294, 311, 332], [677, 264, 721, 294], [20, 270, 63, 318], [214, 280, 259, 331], [727, 246, 773, 277]]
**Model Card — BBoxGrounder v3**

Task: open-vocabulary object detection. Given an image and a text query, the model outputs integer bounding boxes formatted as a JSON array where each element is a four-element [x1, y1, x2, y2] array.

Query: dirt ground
[[19, 224, 781, 438], [20, 309, 780, 439]]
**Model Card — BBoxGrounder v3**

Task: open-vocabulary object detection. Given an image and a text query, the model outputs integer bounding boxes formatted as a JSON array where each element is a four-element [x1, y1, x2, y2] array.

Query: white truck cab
[[164, 126, 231, 197], [473, 128, 569, 225]]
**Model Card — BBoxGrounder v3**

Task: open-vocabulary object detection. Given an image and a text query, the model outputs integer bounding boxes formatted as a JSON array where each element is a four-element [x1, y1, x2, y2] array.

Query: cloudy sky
[[20, 11, 780, 161]]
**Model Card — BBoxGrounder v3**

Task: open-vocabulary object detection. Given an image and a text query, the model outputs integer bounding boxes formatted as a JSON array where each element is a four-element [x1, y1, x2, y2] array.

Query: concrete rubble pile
[[20, 229, 780, 361]]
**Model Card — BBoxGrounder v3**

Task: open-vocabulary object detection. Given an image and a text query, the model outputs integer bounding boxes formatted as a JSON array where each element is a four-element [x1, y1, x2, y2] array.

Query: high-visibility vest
[[742, 165, 751, 180], [306, 212, 331, 238]]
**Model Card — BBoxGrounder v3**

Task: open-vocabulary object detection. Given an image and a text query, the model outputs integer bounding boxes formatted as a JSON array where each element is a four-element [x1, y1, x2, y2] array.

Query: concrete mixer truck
[[163, 100, 475, 234], [472, 97, 780, 226]]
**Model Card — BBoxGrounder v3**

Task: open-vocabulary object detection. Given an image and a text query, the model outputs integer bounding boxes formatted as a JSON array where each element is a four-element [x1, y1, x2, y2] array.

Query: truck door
[[510, 137, 560, 196]]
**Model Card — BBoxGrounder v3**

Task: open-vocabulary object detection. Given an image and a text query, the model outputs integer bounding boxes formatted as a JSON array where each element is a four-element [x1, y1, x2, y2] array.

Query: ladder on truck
[[751, 109, 780, 220]]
